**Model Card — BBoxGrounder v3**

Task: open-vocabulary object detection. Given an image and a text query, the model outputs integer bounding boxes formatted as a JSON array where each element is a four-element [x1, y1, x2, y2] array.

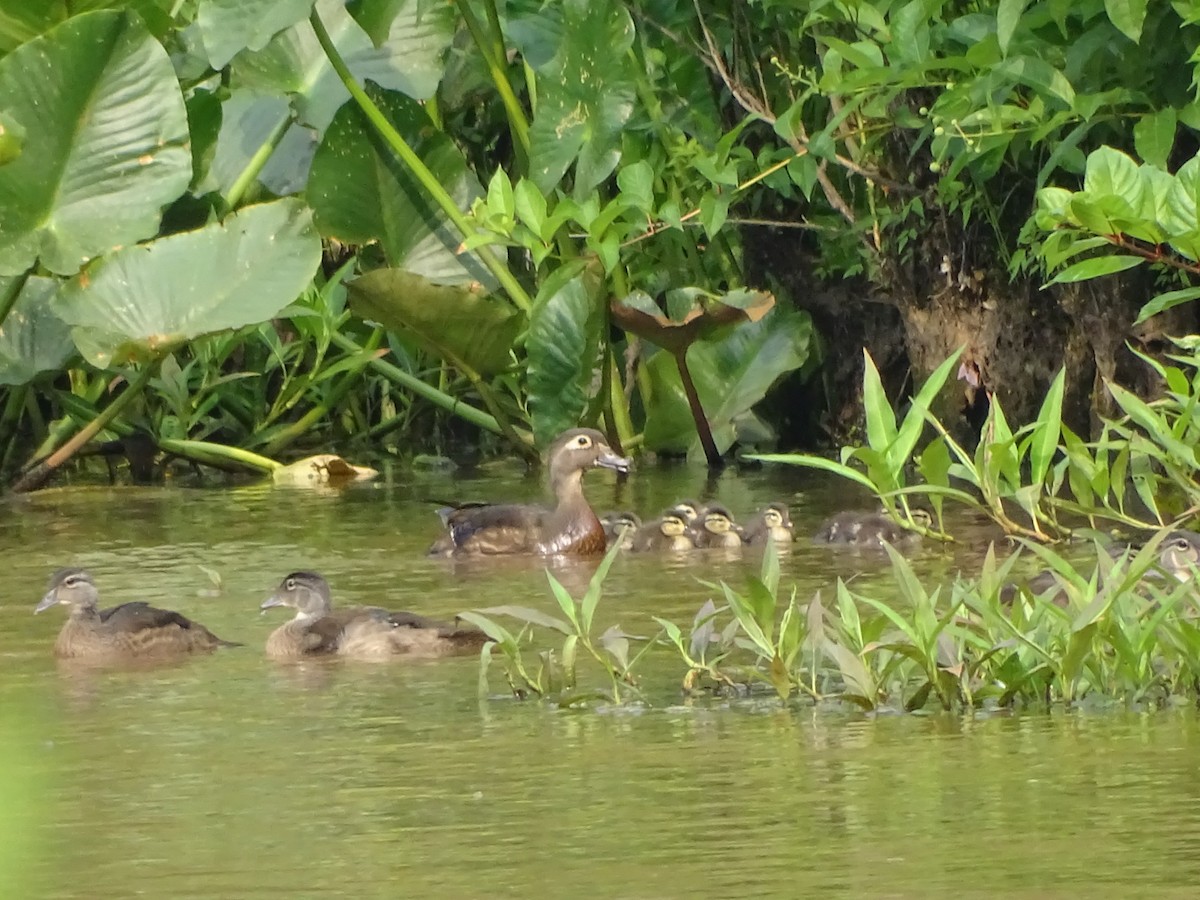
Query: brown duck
[[601, 511, 642, 550], [692, 504, 743, 549], [260, 571, 488, 660], [428, 428, 631, 556], [742, 502, 795, 546], [34, 568, 239, 660]]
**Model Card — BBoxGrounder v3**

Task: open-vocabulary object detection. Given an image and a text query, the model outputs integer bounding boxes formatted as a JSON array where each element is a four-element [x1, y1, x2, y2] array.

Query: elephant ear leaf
[[610, 289, 774, 354], [55, 199, 322, 367], [0, 276, 75, 386], [0, 11, 192, 276]]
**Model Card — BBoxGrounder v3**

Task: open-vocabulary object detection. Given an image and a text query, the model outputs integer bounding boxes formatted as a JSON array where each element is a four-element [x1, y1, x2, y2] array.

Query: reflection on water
[[2, 467, 1195, 897]]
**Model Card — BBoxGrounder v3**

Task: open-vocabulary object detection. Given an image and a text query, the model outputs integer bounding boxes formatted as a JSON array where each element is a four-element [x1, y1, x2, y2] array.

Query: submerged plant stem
[[12, 365, 156, 493]]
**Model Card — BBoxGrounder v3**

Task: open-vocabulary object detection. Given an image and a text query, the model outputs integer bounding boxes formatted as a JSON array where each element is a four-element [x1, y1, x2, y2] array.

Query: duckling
[[673, 500, 702, 526], [692, 504, 743, 549], [631, 506, 696, 552], [428, 428, 631, 557], [260, 571, 488, 660], [34, 568, 239, 660], [601, 511, 642, 550], [741, 502, 794, 546], [813, 508, 931, 548]]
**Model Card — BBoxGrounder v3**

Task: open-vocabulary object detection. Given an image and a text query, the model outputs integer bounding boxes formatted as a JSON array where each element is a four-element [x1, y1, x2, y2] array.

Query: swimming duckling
[[673, 500, 702, 526], [260, 571, 487, 660], [632, 506, 696, 552], [428, 428, 631, 557], [600, 511, 642, 550], [34, 568, 239, 660], [741, 502, 794, 546], [813, 508, 931, 548], [692, 504, 743, 549]]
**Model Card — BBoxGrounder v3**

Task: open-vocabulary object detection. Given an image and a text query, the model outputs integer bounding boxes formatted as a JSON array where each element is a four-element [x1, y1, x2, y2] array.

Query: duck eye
[[576, 435, 591, 448], [285, 578, 296, 590]]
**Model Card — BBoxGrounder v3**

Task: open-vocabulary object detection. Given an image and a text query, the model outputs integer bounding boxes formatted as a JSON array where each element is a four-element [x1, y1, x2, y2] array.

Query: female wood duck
[[428, 428, 631, 557], [260, 571, 488, 660], [692, 504, 743, 549], [601, 511, 642, 550], [813, 509, 931, 548], [742, 502, 794, 545], [632, 506, 696, 552], [1004, 529, 1200, 607], [34, 568, 239, 660]]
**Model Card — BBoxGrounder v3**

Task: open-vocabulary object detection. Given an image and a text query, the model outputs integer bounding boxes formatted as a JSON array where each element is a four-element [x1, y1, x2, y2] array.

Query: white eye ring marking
[[286, 578, 297, 590]]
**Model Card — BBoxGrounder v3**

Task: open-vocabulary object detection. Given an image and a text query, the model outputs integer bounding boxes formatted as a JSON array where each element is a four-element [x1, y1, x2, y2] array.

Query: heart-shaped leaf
[[0, 10, 192, 276], [308, 83, 494, 288], [55, 199, 321, 367], [347, 268, 523, 376], [197, 0, 314, 69]]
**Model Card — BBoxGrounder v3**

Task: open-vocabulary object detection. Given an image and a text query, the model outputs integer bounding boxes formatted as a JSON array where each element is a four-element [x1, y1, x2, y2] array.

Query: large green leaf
[[0, 11, 191, 276], [197, 0, 314, 69], [308, 84, 494, 288], [526, 0, 635, 198], [347, 268, 523, 376], [55, 199, 321, 366], [642, 306, 814, 458], [527, 264, 604, 447], [0, 276, 75, 385]]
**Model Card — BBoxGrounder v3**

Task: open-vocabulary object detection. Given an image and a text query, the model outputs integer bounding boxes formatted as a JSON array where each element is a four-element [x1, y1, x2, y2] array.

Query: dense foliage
[[1, 0, 1199, 486]]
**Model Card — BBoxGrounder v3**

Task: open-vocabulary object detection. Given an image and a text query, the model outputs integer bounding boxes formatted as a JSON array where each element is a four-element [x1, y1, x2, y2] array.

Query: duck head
[[1159, 531, 1200, 581], [35, 568, 99, 614], [761, 502, 792, 529], [701, 504, 737, 535], [547, 429, 630, 483], [673, 500, 701, 524], [660, 507, 692, 537], [261, 571, 334, 619]]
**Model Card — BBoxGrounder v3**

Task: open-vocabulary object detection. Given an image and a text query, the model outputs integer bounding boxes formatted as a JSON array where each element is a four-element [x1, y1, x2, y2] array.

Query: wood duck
[[1003, 529, 1200, 607], [261, 571, 488, 660], [813, 509, 932, 548], [673, 500, 701, 526], [692, 504, 743, 549], [428, 428, 631, 557], [632, 506, 696, 552], [601, 511, 642, 550], [34, 568, 239, 660], [742, 502, 794, 545]]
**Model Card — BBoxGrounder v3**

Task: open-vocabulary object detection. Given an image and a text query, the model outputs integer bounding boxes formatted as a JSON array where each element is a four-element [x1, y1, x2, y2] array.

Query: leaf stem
[[309, 8, 534, 313], [673, 348, 721, 466]]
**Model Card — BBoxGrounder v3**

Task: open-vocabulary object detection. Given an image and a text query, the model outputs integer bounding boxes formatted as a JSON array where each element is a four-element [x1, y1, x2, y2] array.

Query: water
[[3, 465, 1198, 897]]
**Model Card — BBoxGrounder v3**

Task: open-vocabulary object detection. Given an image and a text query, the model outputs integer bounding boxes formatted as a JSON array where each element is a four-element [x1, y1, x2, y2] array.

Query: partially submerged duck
[[742, 502, 794, 546], [632, 506, 696, 552], [813, 509, 931, 548], [1003, 530, 1200, 607], [34, 568, 239, 660], [260, 571, 487, 660], [692, 504, 743, 549], [601, 511, 642, 550], [428, 428, 630, 557]]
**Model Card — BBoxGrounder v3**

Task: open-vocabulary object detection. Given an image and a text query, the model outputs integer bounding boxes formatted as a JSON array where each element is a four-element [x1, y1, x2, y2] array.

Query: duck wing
[[429, 503, 548, 555], [98, 602, 240, 649]]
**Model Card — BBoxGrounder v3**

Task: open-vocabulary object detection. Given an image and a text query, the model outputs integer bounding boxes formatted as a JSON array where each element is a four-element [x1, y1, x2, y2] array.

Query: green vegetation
[[469, 536, 1200, 712], [3, 1, 1200, 486]]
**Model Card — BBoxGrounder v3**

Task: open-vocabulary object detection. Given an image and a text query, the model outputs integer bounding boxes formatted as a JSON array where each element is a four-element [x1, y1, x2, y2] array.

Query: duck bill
[[260, 594, 286, 611], [595, 449, 632, 474], [34, 591, 58, 614]]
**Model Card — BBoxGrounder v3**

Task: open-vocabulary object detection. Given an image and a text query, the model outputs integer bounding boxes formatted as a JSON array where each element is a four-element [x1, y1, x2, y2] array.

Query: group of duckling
[[601, 501, 794, 552]]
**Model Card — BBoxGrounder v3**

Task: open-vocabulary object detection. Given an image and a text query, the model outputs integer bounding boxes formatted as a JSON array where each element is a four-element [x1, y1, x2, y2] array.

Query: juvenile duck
[[813, 509, 932, 548], [742, 502, 794, 546], [632, 506, 696, 552], [692, 504, 743, 549], [260, 571, 488, 660], [34, 568, 238, 660], [673, 500, 702, 526], [428, 428, 631, 557], [601, 511, 642, 550]]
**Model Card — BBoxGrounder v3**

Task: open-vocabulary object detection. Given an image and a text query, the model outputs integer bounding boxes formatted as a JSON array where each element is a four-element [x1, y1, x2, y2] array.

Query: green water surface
[[2, 466, 1199, 898]]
